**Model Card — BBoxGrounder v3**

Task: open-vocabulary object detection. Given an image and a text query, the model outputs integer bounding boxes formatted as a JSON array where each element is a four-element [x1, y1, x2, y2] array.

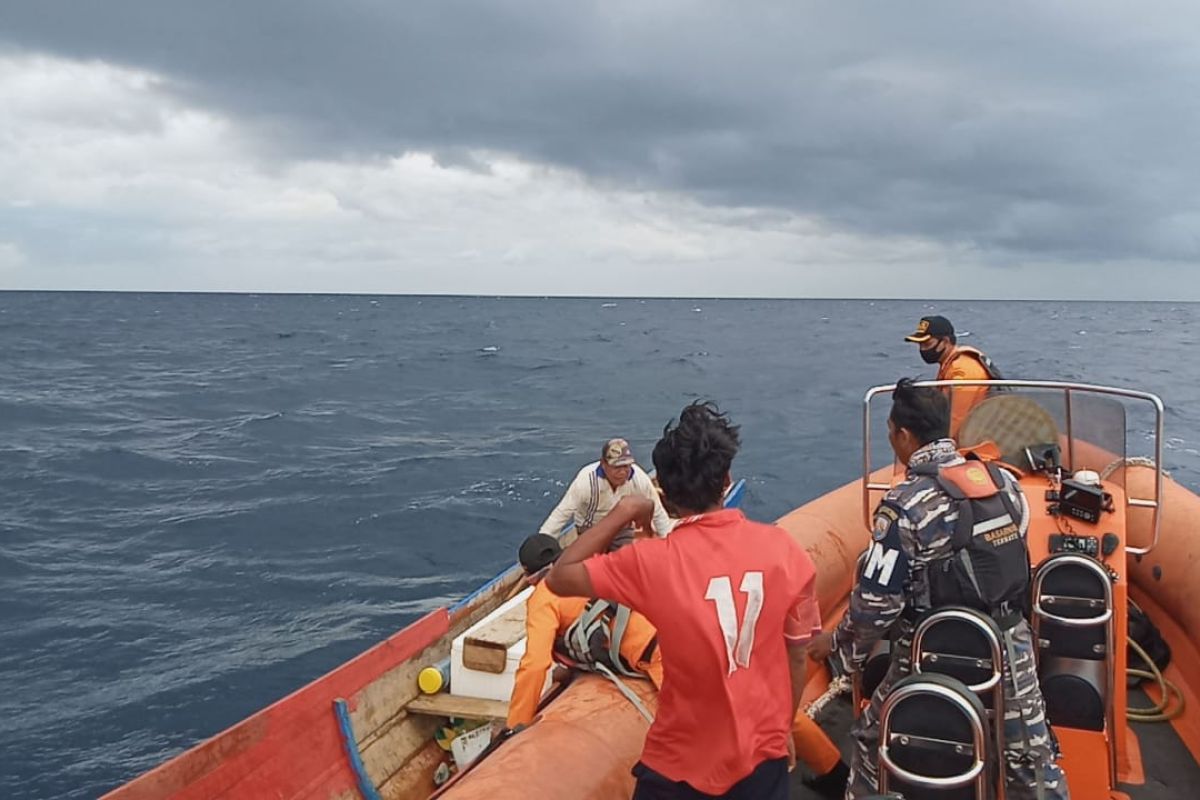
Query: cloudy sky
[[1, 1, 1198, 298]]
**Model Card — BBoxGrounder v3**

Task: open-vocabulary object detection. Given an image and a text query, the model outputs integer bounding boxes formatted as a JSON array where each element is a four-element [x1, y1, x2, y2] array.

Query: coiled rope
[[1127, 634, 1185, 722], [1097, 458, 1184, 722]]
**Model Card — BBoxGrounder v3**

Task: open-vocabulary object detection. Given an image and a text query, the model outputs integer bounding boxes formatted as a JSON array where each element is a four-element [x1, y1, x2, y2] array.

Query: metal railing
[[862, 380, 1165, 555]]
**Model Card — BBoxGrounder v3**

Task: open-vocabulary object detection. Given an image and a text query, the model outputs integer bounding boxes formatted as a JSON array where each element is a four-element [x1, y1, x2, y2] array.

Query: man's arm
[[545, 496, 653, 598], [632, 468, 676, 536], [786, 643, 808, 770], [538, 470, 585, 536], [830, 503, 911, 675], [505, 588, 558, 728], [787, 642, 809, 727]]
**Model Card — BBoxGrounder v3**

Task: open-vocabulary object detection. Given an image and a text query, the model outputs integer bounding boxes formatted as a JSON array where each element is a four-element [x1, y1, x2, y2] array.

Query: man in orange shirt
[[506, 533, 663, 730], [547, 402, 836, 800], [905, 315, 1003, 436]]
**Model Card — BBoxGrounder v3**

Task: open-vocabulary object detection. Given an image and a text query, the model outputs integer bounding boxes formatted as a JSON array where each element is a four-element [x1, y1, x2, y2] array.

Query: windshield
[[956, 388, 1127, 489]]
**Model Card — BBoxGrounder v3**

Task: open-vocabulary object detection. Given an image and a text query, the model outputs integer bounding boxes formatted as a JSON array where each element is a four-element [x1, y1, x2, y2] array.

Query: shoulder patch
[[873, 504, 899, 541]]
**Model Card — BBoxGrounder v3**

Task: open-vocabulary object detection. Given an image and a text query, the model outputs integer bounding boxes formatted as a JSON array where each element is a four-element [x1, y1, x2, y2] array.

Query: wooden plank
[[359, 711, 441, 789], [377, 741, 447, 800], [462, 603, 526, 674], [465, 603, 526, 648], [407, 694, 510, 721], [461, 645, 507, 674], [349, 639, 450, 745]]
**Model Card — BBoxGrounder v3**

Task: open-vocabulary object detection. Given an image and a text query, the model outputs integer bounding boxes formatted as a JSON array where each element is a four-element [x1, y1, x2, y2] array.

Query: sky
[[1, 1, 1199, 299]]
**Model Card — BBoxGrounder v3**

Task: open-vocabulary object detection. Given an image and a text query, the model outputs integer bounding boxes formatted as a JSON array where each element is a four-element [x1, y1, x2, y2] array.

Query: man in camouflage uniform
[[815, 378, 1069, 799]]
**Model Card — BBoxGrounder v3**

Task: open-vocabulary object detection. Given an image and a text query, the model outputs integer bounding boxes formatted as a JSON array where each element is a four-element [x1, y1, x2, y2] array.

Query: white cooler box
[[450, 585, 552, 702]]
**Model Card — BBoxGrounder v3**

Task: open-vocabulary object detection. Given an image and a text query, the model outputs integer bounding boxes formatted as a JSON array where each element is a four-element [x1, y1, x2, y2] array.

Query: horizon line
[[1, 288, 1197, 304]]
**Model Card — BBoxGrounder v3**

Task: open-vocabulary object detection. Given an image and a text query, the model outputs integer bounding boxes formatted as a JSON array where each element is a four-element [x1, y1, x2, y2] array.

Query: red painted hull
[[103, 610, 449, 800]]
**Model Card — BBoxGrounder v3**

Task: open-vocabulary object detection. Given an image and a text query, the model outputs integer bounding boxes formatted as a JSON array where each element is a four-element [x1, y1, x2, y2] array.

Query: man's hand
[[808, 631, 834, 664], [548, 495, 652, 598], [787, 731, 797, 772], [616, 495, 655, 530]]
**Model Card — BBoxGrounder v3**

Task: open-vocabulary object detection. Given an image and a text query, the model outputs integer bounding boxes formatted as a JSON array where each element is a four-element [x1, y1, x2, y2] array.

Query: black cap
[[904, 315, 954, 343], [518, 534, 561, 573]]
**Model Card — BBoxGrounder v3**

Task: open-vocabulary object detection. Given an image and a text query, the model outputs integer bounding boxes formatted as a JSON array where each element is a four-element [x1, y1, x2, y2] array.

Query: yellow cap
[[418, 665, 446, 694]]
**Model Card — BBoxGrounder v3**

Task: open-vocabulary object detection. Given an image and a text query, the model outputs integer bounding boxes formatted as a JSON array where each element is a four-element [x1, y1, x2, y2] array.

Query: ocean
[[2, 292, 1198, 799]]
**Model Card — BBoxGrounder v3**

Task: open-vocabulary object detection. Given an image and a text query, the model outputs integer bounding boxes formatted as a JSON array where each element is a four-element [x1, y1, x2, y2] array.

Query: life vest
[[554, 598, 643, 678], [912, 461, 1030, 625], [942, 345, 1005, 382], [554, 599, 655, 722]]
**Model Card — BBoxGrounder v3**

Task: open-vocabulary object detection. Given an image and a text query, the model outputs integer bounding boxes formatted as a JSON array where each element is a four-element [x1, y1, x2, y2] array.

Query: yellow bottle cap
[[418, 665, 445, 694]]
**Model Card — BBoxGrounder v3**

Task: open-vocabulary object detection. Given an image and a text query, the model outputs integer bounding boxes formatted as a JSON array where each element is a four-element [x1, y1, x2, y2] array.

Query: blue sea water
[[1, 292, 1198, 799]]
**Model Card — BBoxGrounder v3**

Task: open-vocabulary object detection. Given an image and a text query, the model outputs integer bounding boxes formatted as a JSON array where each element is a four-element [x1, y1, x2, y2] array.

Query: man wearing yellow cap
[[538, 438, 676, 539], [905, 315, 1004, 437]]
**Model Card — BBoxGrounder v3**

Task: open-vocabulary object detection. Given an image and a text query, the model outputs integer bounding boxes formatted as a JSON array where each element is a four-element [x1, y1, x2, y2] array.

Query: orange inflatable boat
[[105, 381, 1197, 799]]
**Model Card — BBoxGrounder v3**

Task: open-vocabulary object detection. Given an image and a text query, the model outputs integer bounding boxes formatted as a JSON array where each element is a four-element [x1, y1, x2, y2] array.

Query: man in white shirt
[[538, 438, 676, 539]]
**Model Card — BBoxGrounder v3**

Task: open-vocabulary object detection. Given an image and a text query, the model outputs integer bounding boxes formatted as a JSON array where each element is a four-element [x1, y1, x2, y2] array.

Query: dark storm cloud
[[4, 0, 1198, 263]]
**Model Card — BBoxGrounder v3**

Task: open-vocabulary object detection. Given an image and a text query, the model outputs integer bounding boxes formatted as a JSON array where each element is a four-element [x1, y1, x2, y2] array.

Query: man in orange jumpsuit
[[506, 532, 662, 729], [905, 315, 1003, 437]]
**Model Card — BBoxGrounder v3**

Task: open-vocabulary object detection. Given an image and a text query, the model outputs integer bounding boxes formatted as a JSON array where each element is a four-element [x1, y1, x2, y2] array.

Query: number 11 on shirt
[[705, 572, 764, 675]]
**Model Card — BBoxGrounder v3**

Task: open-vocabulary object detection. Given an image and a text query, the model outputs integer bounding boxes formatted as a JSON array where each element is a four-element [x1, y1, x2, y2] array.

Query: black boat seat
[[878, 672, 995, 800], [1032, 554, 1113, 733], [910, 606, 1006, 797]]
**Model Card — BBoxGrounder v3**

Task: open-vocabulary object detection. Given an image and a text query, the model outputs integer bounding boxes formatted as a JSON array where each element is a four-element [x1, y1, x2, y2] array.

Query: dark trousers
[[631, 758, 789, 800]]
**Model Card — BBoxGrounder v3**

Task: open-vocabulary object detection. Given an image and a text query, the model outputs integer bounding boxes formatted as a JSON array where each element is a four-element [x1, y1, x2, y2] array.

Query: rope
[[1127, 637, 1185, 723], [1092, 457, 1182, 722], [1100, 456, 1168, 482], [593, 663, 655, 724], [805, 675, 852, 720]]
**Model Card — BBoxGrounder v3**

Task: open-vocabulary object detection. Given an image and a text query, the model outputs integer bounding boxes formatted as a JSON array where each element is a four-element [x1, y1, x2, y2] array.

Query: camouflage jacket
[[832, 438, 1030, 674]]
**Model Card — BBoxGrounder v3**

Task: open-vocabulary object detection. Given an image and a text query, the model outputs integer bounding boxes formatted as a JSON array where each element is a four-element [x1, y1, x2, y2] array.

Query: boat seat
[[910, 606, 1006, 797], [878, 672, 995, 799], [1032, 553, 1113, 733]]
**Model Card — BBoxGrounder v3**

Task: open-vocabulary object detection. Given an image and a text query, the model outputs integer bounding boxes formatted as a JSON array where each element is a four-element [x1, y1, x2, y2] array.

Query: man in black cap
[[905, 315, 1003, 436]]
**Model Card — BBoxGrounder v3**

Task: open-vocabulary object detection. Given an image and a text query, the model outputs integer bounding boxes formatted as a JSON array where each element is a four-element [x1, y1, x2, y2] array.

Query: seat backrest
[[911, 606, 1003, 702], [879, 673, 994, 800], [910, 607, 1006, 799], [1032, 554, 1114, 733], [1033, 554, 1111, 660]]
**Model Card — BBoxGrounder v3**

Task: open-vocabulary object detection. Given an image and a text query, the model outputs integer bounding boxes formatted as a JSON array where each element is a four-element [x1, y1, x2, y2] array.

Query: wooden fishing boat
[[105, 380, 1199, 799]]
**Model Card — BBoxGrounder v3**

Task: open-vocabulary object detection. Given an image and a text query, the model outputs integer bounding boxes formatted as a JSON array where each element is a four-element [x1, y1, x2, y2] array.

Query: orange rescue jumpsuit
[[939, 346, 992, 437]]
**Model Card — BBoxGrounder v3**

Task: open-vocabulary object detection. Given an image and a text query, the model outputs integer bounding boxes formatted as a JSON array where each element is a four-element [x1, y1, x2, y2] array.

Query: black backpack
[[1127, 600, 1171, 687]]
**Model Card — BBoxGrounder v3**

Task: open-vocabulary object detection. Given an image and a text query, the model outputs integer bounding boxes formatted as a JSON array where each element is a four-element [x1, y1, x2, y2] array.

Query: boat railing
[[862, 380, 1165, 556]]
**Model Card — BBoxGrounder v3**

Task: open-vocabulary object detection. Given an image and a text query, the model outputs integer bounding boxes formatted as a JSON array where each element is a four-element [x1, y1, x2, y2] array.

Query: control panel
[[1047, 534, 1100, 557]]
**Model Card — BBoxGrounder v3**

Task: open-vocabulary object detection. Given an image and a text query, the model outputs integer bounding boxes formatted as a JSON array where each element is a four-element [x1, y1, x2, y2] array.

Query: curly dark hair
[[891, 377, 949, 445], [652, 401, 741, 513]]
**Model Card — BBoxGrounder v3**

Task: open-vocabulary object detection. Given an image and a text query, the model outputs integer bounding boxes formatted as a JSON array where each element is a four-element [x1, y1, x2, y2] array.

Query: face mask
[[920, 345, 942, 364]]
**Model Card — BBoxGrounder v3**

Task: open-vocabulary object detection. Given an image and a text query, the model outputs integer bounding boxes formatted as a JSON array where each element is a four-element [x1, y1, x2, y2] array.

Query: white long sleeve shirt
[[538, 461, 676, 537]]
